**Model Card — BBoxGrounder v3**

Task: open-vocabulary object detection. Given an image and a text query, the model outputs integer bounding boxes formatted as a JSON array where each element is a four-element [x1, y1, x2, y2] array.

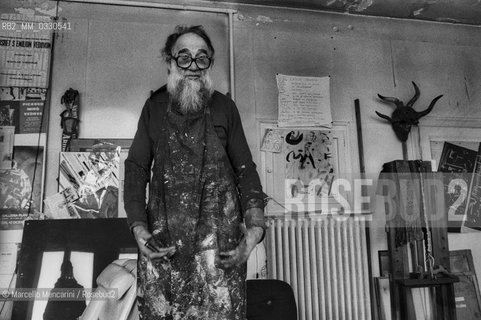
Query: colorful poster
[[0, 14, 52, 88], [58, 148, 121, 218], [284, 130, 334, 201]]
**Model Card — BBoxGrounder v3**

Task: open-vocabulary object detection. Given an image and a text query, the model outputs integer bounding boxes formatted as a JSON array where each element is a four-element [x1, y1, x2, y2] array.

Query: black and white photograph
[[12, 219, 137, 320], [1, 1, 481, 320]]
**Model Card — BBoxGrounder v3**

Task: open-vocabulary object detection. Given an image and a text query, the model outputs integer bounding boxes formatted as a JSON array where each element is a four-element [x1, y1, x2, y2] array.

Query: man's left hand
[[216, 225, 264, 269]]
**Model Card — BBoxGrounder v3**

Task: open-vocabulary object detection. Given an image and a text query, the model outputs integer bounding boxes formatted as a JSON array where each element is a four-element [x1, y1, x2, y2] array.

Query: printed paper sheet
[[0, 14, 52, 87], [276, 74, 332, 128]]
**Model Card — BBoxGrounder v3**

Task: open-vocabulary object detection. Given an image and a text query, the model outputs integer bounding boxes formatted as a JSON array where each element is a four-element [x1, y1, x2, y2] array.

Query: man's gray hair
[[161, 25, 215, 63]]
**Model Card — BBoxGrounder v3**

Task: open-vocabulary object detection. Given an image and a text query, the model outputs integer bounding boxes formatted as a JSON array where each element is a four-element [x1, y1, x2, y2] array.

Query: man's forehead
[[177, 48, 208, 56], [172, 33, 210, 55]]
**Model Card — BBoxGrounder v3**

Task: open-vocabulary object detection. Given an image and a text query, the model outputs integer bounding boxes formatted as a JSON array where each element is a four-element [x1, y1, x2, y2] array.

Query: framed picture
[[374, 276, 391, 320], [416, 125, 481, 232], [259, 121, 352, 216], [13, 219, 137, 320], [0, 144, 46, 230], [378, 250, 390, 277], [436, 142, 478, 232], [450, 250, 481, 320], [59, 139, 133, 219]]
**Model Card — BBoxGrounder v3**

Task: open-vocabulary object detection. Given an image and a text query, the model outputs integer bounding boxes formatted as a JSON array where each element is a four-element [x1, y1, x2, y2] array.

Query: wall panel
[[392, 40, 481, 121], [4, 0, 481, 306], [46, 1, 230, 197]]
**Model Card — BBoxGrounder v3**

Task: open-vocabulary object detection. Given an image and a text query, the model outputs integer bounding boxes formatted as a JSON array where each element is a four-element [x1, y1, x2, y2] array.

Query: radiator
[[266, 215, 371, 320]]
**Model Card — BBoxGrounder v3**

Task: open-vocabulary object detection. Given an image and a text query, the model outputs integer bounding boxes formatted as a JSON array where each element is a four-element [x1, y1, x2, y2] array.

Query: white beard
[[167, 66, 214, 114]]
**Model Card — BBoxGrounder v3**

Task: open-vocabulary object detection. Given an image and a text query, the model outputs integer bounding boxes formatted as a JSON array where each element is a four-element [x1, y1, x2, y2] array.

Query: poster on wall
[[276, 74, 332, 128], [0, 14, 52, 88], [32, 250, 91, 320], [0, 101, 17, 126], [437, 142, 478, 232], [43, 191, 77, 220], [0, 100, 46, 134], [17, 100, 46, 133], [260, 128, 283, 153], [68, 139, 132, 219], [0, 243, 18, 288], [463, 144, 481, 231], [58, 149, 121, 219], [0, 145, 44, 230], [13, 219, 137, 320], [284, 129, 335, 203], [0, 87, 47, 101], [0, 126, 14, 169]]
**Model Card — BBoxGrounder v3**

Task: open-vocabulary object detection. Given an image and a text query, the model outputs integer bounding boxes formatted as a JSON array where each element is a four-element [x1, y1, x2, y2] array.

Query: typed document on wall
[[276, 74, 332, 128]]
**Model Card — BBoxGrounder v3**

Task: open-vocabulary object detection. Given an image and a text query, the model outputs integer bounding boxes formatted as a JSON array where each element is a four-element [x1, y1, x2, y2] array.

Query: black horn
[[377, 94, 403, 108], [375, 111, 393, 122], [406, 82, 420, 107], [416, 94, 443, 118], [375, 82, 444, 142]]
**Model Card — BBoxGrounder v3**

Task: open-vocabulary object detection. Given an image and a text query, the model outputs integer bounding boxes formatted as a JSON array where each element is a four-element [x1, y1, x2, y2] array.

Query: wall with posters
[[2, 0, 481, 309], [45, 1, 481, 279], [0, 15, 51, 230], [0, 6, 230, 318], [44, 1, 231, 201], [0, 13, 52, 317]]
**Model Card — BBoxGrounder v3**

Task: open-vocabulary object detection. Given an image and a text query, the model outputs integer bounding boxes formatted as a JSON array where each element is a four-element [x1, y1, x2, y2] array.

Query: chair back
[[246, 279, 297, 320]]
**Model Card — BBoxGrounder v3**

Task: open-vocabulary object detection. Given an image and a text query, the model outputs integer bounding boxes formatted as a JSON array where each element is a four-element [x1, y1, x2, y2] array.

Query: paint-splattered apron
[[137, 102, 246, 320]]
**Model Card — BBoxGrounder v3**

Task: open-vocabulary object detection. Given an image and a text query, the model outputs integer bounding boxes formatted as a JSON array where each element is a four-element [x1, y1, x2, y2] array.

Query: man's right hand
[[132, 225, 176, 261]]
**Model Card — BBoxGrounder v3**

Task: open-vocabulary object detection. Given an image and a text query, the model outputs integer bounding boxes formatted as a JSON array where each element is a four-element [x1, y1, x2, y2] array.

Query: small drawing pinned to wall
[[260, 128, 283, 153]]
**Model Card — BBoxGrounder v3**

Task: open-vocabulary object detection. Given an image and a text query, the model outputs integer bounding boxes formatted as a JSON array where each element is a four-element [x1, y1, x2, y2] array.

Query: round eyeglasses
[[172, 54, 212, 70]]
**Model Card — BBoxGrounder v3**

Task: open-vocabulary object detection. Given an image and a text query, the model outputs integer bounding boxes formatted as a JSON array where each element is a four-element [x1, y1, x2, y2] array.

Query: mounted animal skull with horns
[[376, 82, 443, 142]]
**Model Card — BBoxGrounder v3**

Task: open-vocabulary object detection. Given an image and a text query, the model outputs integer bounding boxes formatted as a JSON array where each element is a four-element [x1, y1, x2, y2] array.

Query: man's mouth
[[185, 74, 201, 80]]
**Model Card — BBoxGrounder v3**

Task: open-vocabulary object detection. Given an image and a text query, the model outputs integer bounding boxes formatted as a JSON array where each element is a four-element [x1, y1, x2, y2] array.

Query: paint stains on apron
[[137, 103, 246, 320]]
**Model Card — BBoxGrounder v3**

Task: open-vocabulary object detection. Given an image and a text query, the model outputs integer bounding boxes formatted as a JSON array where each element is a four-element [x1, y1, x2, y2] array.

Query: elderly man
[[124, 25, 266, 320]]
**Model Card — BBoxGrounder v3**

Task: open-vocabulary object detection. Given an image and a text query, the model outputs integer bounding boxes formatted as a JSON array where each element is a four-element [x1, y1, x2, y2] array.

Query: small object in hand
[[219, 252, 231, 259], [217, 252, 236, 269], [140, 238, 159, 253]]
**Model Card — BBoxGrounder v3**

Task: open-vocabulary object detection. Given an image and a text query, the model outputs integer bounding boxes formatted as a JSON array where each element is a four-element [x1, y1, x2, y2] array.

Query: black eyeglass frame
[[171, 54, 212, 70]]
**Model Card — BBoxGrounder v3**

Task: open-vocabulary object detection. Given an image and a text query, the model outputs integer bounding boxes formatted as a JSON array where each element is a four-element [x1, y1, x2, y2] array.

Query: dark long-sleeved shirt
[[124, 86, 265, 229]]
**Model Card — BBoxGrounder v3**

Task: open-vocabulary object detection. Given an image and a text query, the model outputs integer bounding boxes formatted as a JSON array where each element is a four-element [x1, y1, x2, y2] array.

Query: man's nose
[[187, 60, 200, 71]]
